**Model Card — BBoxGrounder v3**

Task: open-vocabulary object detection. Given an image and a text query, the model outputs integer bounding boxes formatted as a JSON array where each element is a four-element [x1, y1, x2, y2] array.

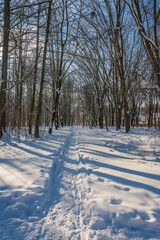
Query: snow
[[0, 126, 160, 240]]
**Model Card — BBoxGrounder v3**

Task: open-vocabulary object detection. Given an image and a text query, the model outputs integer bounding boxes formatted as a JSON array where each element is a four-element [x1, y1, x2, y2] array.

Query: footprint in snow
[[87, 187, 91, 193], [98, 178, 104, 182], [110, 199, 122, 205]]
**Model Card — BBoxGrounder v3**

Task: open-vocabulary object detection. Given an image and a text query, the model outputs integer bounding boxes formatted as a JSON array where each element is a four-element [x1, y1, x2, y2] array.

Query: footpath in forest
[[0, 126, 160, 240]]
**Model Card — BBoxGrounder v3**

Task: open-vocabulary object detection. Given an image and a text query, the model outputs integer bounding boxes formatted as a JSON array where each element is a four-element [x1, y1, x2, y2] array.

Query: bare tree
[[28, 5, 40, 135], [35, 0, 52, 138], [124, 0, 160, 88], [0, 0, 10, 139]]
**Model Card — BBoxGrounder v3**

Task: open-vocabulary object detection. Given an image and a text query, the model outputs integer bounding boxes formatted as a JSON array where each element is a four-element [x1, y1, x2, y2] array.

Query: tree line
[[0, 0, 159, 139]]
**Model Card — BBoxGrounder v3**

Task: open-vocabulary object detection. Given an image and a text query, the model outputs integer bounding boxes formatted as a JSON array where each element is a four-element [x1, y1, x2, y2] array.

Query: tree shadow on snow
[[63, 164, 160, 195]]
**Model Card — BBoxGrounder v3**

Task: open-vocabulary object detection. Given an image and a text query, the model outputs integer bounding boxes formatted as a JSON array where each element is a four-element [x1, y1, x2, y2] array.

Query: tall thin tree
[[0, 0, 10, 139], [35, 0, 52, 138]]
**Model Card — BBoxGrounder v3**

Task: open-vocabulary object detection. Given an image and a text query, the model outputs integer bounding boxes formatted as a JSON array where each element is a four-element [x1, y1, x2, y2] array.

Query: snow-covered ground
[[0, 126, 160, 240]]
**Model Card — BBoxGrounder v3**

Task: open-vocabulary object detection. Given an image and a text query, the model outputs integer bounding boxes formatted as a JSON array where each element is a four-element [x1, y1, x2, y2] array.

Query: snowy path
[[0, 127, 160, 240], [28, 128, 94, 240]]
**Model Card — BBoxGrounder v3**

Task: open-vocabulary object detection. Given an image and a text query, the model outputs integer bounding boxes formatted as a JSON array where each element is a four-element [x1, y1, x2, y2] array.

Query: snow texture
[[0, 126, 160, 240]]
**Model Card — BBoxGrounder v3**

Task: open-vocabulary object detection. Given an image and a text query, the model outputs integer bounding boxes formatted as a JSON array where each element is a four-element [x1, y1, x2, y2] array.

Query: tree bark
[[48, 92, 60, 134], [99, 104, 104, 129], [29, 6, 40, 135], [35, 0, 52, 138], [0, 0, 10, 139]]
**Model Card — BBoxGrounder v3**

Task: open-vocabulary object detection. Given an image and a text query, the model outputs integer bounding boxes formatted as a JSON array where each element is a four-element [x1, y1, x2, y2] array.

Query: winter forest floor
[[0, 126, 160, 240]]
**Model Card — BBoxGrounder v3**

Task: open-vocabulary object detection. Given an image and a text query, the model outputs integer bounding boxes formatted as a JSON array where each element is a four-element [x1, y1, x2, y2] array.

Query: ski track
[[26, 127, 92, 240]]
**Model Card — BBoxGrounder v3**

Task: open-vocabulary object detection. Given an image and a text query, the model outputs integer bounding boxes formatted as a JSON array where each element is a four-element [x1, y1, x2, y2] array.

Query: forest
[[0, 1, 160, 239], [0, 0, 159, 139]]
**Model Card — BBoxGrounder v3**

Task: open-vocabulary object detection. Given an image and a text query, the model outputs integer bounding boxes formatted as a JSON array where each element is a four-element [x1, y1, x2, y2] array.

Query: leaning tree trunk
[[35, 0, 52, 138], [0, 0, 10, 139]]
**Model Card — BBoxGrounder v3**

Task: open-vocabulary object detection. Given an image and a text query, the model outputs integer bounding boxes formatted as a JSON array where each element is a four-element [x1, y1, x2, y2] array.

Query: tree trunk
[[48, 92, 59, 134], [116, 107, 121, 130], [29, 6, 40, 135], [17, 27, 23, 138], [104, 108, 109, 131], [0, 0, 10, 139], [35, 0, 52, 138], [99, 105, 104, 129]]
